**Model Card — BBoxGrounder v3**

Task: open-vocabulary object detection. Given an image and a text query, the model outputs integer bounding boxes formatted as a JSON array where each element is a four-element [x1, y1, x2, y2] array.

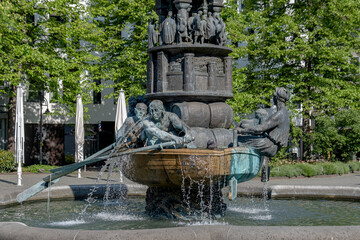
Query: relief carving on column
[[150, 0, 227, 48]]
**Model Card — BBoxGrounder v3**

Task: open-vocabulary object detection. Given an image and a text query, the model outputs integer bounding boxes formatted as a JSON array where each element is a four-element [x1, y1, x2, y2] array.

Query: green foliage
[[270, 165, 302, 178], [334, 110, 360, 160], [316, 162, 350, 175], [89, 0, 155, 101], [224, 0, 360, 159], [319, 162, 340, 175], [313, 109, 360, 161], [0, 0, 104, 116], [23, 164, 58, 173], [295, 164, 322, 177], [271, 146, 290, 163], [349, 161, 360, 172], [65, 155, 75, 165], [269, 161, 355, 178], [225, 0, 360, 116], [0, 150, 16, 173]]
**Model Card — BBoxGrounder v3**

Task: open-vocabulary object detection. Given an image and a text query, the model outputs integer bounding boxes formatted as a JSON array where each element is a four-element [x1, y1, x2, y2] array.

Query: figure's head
[[255, 109, 268, 124], [213, 12, 219, 19], [198, 10, 203, 16], [134, 103, 148, 120], [149, 100, 165, 122], [168, 11, 173, 17], [208, 12, 212, 17], [273, 87, 290, 105]]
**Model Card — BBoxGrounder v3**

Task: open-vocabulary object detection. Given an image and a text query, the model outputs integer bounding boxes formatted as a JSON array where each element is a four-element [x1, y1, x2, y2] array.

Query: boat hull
[[118, 147, 263, 188]]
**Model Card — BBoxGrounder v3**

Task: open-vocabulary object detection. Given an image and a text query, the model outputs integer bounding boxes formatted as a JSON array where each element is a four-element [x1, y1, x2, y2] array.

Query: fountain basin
[[1, 197, 360, 240], [118, 147, 262, 187], [2, 174, 360, 239], [2, 197, 360, 229]]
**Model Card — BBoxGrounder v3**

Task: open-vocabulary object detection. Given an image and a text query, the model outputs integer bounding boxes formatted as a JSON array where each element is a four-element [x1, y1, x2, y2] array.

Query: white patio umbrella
[[15, 85, 25, 186], [115, 89, 127, 139], [75, 94, 84, 178], [114, 89, 127, 182]]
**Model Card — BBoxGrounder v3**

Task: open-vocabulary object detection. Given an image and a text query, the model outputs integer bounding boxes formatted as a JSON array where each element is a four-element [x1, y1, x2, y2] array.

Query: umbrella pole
[[15, 86, 23, 186], [17, 159, 22, 186]]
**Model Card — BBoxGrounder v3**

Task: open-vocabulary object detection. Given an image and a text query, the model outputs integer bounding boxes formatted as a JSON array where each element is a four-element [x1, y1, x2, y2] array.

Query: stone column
[[208, 61, 217, 91], [174, 0, 191, 21], [157, 51, 167, 92], [224, 56, 233, 94], [183, 53, 195, 91], [147, 54, 154, 93]]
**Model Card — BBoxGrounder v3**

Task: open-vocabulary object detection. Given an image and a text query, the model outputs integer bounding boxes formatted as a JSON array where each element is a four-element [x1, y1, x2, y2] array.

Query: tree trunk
[[302, 55, 313, 159], [302, 112, 311, 159], [7, 85, 16, 153]]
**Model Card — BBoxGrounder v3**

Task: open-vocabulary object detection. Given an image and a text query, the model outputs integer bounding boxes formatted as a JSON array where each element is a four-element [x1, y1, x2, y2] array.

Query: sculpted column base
[[145, 185, 227, 220]]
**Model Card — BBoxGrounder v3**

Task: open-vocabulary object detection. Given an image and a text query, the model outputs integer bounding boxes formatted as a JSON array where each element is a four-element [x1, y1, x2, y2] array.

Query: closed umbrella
[[114, 89, 127, 139], [75, 95, 84, 178], [114, 89, 127, 182], [15, 85, 25, 186]]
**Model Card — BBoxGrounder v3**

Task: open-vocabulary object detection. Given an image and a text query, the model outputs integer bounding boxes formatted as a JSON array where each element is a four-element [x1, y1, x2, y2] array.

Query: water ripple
[[93, 212, 144, 221]]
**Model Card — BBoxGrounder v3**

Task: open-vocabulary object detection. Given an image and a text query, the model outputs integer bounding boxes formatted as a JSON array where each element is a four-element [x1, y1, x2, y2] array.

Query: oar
[[49, 143, 116, 173], [16, 141, 179, 203], [108, 141, 178, 158], [16, 143, 116, 203]]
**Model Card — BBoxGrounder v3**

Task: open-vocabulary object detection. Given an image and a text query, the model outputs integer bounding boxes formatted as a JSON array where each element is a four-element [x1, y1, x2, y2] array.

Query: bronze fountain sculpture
[[17, 0, 290, 221], [111, 0, 290, 219]]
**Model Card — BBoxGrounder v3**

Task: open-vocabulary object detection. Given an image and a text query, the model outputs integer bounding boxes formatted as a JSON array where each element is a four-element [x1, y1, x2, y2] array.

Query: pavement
[[1, 170, 360, 206]]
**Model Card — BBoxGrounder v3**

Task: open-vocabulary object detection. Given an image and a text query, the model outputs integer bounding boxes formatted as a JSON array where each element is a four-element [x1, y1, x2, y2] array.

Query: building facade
[[0, 80, 118, 166]]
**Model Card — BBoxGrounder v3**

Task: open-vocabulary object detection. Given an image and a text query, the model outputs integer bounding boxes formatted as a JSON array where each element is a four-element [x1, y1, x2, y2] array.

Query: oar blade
[[16, 178, 60, 203]]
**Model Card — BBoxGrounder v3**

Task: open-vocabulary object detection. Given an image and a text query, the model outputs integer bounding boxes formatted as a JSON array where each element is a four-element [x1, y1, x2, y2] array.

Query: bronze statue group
[[116, 87, 290, 159], [148, 9, 227, 48]]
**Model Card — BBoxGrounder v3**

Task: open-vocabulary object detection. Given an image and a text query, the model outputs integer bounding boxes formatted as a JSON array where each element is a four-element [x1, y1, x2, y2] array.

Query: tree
[[0, 0, 103, 152], [224, 0, 360, 158], [89, 0, 156, 100], [313, 109, 360, 161]]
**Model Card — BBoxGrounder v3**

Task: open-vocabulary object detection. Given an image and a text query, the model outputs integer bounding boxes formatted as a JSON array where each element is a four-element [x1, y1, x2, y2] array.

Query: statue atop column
[[176, 13, 189, 44], [160, 11, 176, 45], [206, 12, 216, 43], [148, 19, 158, 48], [214, 12, 226, 46]]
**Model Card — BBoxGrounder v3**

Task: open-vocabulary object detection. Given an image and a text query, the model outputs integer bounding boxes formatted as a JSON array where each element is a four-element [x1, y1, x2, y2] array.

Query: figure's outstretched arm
[[237, 112, 281, 134], [143, 120, 183, 144], [169, 113, 193, 143]]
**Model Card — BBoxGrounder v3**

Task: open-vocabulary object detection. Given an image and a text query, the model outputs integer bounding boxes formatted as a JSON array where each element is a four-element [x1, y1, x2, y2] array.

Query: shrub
[[270, 165, 302, 178], [23, 164, 58, 173], [0, 150, 16, 173], [295, 164, 322, 177], [349, 161, 360, 172], [334, 162, 350, 175], [65, 155, 75, 165], [320, 162, 338, 175], [318, 162, 349, 175]]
